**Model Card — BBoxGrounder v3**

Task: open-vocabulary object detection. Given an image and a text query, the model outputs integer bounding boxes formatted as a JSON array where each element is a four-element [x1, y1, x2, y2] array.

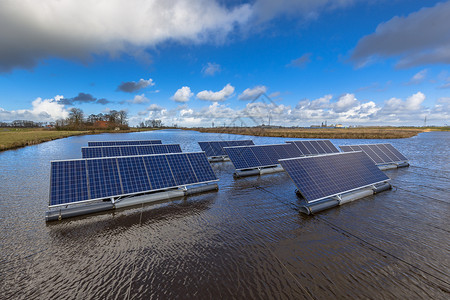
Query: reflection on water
[[1, 130, 449, 299]]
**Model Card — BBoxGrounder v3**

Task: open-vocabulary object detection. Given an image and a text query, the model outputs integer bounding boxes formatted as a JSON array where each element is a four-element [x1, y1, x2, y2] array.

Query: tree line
[[55, 108, 129, 130]]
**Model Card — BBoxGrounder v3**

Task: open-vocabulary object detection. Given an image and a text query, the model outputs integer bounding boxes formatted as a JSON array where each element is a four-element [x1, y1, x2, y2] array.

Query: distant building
[[94, 121, 110, 128]]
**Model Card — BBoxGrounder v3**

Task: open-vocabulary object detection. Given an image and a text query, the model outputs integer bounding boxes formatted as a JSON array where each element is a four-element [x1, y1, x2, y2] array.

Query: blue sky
[[0, 0, 449, 127]]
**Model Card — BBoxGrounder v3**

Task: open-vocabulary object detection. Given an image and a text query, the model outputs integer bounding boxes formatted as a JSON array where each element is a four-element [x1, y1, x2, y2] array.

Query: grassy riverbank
[[0, 128, 157, 151], [190, 126, 449, 139]]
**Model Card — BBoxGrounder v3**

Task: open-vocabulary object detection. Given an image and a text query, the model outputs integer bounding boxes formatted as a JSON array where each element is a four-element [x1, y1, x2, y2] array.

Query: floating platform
[[298, 182, 392, 215], [45, 183, 219, 222]]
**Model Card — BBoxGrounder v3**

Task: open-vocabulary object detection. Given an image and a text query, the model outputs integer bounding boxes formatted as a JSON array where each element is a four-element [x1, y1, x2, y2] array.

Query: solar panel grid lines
[[339, 143, 408, 165], [49, 152, 217, 207], [198, 140, 255, 157], [81, 144, 182, 158], [50, 160, 90, 206], [224, 143, 304, 170], [87, 140, 162, 147], [279, 151, 390, 203], [166, 154, 199, 186], [286, 140, 340, 156]]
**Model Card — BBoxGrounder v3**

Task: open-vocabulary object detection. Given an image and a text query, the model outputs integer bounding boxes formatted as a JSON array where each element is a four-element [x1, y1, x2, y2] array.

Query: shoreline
[[189, 127, 448, 139], [1, 126, 448, 152], [0, 128, 157, 152]]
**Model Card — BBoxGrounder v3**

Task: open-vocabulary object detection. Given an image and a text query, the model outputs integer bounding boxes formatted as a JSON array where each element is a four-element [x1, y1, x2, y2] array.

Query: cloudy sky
[[0, 0, 449, 127]]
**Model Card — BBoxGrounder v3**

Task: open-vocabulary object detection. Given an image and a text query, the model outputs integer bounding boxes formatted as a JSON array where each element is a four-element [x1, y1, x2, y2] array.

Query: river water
[[0, 130, 449, 299]]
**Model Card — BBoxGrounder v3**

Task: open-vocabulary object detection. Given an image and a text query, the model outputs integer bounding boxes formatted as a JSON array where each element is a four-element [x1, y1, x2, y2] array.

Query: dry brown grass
[[0, 128, 86, 151], [190, 127, 443, 139], [0, 128, 159, 151]]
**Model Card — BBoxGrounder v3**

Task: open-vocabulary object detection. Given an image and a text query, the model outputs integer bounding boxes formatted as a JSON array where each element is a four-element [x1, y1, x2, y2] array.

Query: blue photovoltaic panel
[[226, 146, 261, 170], [279, 151, 389, 203], [249, 146, 274, 166], [224, 143, 303, 170], [143, 155, 176, 190], [81, 144, 182, 158], [102, 147, 122, 158], [282, 143, 303, 158], [339, 143, 408, 165], [383, 144, 407, 161], [166, 144, 183, 153], [82, 147, 102, 159], [286, 140, 340, 156], [198, 142, 213, 157], [49, 152, 217, 207], [121, 146, 139, 157], [117, 156, 151, 194], [50, 160, 89, 206], [88, 140, 162, 147], [137, 145, 154, 156], [198, 140, 255, 157], [87, 158, 122, 199], [187, 152, 218, 182], [166, 154, 198, 185]]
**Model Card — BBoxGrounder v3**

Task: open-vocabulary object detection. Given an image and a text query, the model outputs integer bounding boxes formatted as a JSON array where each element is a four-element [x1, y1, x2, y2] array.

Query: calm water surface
[[0, 130, 449, 299]]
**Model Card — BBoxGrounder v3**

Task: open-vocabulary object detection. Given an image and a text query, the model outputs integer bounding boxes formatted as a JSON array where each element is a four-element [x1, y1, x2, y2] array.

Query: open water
[[0, 130, 449, 299]]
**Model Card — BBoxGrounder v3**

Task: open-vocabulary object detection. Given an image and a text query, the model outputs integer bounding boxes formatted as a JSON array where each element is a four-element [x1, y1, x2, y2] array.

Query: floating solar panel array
[[198, 140, 254, 157], [339, 143, 408, 165], [279, 151, 390, 203], [81, 144, 182, 158], [224, 143, 303, 170], [286, 140, 339, 155], [49, 152, 218, 207], [88, 140, 162, 147]]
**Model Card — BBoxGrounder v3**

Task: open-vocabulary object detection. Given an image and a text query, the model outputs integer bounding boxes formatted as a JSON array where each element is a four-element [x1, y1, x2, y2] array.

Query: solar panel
[[88, 140, 162, 147], [198, 140, 255, 157], [286, 140, 340, 155], [339, 143, 408, 165], [49, 152, 217, 207], [279, 151, 390, 203], [81, 144, 182, 158], [224, 143, 302, 170]]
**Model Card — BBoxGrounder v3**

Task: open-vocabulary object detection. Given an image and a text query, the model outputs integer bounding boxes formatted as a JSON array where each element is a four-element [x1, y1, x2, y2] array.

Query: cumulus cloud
[[60, 92, 110, 105], [120, 94, 150, 104], [0, 0, 253, 72], [288, 53, 311, 68], [197, 84, 235, 101], [351, 2, 450, 68], [172, 86, 194, 103], [202, 63, 221, 76], [117, 78, 155, 93], [333, 93, 358, 113], [238, 85, 267, 101], [383, 92, 425, 111], [0, 95, 69, 122], [129, 91, 448, 127]]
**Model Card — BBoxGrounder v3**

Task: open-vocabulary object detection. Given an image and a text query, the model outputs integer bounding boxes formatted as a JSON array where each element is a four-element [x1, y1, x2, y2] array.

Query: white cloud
[[333, 93, 358, 113], [129, 91, 448, 127], [351, 2, 450, 68], [172, 86, 193, 103], [0, 0, 253, 72], [202, 62, 221, 76], [0, 95, 69, 122], [407, 69, 428, 85], [130, 94, 150, 104], [197, 84, 235, 102], [384, 92, 425, 111], [238, 85, 267, 101]]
